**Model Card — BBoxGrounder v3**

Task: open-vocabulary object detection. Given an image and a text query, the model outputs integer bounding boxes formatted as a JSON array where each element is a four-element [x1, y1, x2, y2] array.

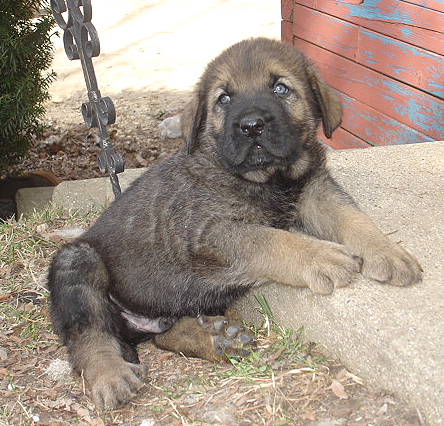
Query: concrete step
[[16, 168, 147, 217]]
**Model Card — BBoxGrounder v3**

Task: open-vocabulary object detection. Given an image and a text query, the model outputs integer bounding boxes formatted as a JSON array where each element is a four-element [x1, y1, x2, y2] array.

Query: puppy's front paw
[[303, 241, 363, 295], [361, 243, 422, 287], [88, 358, 146, 410]]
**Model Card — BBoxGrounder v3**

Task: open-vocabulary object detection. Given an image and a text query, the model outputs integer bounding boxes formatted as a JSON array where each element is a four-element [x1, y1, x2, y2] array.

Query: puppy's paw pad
[[197, 316, 255, 360]]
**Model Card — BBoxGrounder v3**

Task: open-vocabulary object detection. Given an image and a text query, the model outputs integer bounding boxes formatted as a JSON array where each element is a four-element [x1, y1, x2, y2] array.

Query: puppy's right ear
[[181, 92, 206, 154]]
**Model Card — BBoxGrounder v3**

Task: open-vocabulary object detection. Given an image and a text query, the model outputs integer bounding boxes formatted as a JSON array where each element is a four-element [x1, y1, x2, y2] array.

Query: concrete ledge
[[16, 142, 444, 425], [240, 142, 444, 426], [16, 168, 147, 217]]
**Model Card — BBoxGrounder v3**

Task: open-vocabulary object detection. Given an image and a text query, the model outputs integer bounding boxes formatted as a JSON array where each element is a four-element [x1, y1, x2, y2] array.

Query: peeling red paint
[[283, 0, 444, 148]]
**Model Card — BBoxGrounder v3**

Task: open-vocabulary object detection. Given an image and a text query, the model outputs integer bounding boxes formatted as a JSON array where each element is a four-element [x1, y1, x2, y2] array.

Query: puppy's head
[[182, 38, 342, 182]]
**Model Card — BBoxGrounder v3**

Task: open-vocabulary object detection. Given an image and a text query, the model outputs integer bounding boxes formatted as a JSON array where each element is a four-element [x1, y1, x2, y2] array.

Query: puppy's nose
[[239, 117, 264, 138]]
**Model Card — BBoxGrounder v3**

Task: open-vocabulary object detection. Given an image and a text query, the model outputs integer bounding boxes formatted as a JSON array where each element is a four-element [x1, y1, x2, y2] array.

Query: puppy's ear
[[181, 92, 206, 154], [305, 65, 342, 139]]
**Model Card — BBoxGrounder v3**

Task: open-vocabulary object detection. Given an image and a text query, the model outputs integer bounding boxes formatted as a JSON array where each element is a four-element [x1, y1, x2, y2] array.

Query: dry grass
[[0, 207, 421, 426]]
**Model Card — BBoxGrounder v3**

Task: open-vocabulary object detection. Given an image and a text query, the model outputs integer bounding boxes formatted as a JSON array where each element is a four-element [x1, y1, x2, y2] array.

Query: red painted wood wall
[[281, 0, 444, 149]]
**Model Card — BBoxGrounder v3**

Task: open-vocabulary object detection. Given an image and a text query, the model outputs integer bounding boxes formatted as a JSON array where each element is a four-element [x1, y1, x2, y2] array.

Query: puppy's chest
[[246, 184, 303, 230]]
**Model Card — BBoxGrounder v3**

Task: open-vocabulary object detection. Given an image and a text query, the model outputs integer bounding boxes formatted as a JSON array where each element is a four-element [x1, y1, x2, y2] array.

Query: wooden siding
[[282, 0, 444, 149]]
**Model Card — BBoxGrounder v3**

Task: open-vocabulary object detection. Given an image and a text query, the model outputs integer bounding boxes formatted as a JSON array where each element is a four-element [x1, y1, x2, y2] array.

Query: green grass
[[220, 294, 325, 380], [0, 205, 101, 350], [0, 205, 100, 268]]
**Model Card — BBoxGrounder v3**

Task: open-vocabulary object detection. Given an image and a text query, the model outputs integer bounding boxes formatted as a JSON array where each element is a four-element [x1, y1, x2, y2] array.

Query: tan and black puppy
[[48, 38, 422, 409]]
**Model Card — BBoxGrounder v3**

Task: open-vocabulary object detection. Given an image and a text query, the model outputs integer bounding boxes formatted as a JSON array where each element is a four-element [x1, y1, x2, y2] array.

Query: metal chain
[[50, 0, 124, 197]]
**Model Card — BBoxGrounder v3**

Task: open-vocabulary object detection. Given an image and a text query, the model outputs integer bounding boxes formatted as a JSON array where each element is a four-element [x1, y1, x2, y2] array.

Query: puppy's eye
[[218, 93, 231, 105], [273, 83, 290, 95]]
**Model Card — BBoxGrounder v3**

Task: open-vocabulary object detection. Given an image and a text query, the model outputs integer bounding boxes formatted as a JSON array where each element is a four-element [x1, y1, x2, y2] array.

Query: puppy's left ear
[[181, 92, 206, 154], [306, 65, 343, 139]]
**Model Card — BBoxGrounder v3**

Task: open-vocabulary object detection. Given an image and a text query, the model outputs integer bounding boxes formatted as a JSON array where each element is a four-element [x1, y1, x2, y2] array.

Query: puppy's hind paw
[[153, 315, 255, 363], [88, 359, 146, 410], [198, 316, 255, 360]]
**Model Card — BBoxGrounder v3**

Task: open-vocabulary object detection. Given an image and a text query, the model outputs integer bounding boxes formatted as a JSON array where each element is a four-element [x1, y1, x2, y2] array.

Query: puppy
[[48, 38, 422, 409]]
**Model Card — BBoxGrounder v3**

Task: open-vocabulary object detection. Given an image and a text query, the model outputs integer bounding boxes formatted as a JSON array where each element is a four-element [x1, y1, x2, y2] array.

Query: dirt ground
[[0, 90, 426, 426], [6, 89, 189, 182]]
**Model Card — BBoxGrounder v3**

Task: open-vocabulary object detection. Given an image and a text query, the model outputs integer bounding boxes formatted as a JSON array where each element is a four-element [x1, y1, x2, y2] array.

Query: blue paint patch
[[429, 81, 444, 100], [338, 0, 413, 23], [382, 93, 395, 102], [391, 66, 406, 75], [382, 80, 444, 136], [360, 29, 444, 98], [362, 29, 411, 51], [427, 69, 444, 99], [340, 94, 433, 145], [361, 50, 378, 65], [401, 27, 413, 37]]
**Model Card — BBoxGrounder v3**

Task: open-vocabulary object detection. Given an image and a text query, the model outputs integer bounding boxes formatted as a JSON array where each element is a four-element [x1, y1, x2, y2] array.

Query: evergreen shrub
[[0, 0, 55, 174]]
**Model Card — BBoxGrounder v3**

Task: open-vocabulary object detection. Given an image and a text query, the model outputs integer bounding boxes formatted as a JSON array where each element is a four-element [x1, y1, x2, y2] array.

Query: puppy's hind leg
[[48, 242, 145, 409]]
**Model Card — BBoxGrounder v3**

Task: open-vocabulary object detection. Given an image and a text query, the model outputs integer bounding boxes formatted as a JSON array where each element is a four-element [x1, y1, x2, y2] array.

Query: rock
[[45, 359, 72, 382], [158, 115, 182, 138], [200, 404, 238, 424], [0, 347, 8, 361], [139, 419, 156, 426]]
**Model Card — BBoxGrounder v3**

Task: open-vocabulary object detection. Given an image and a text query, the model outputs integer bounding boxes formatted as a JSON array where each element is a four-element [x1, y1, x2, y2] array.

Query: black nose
[[239, 117, 264, 138]]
